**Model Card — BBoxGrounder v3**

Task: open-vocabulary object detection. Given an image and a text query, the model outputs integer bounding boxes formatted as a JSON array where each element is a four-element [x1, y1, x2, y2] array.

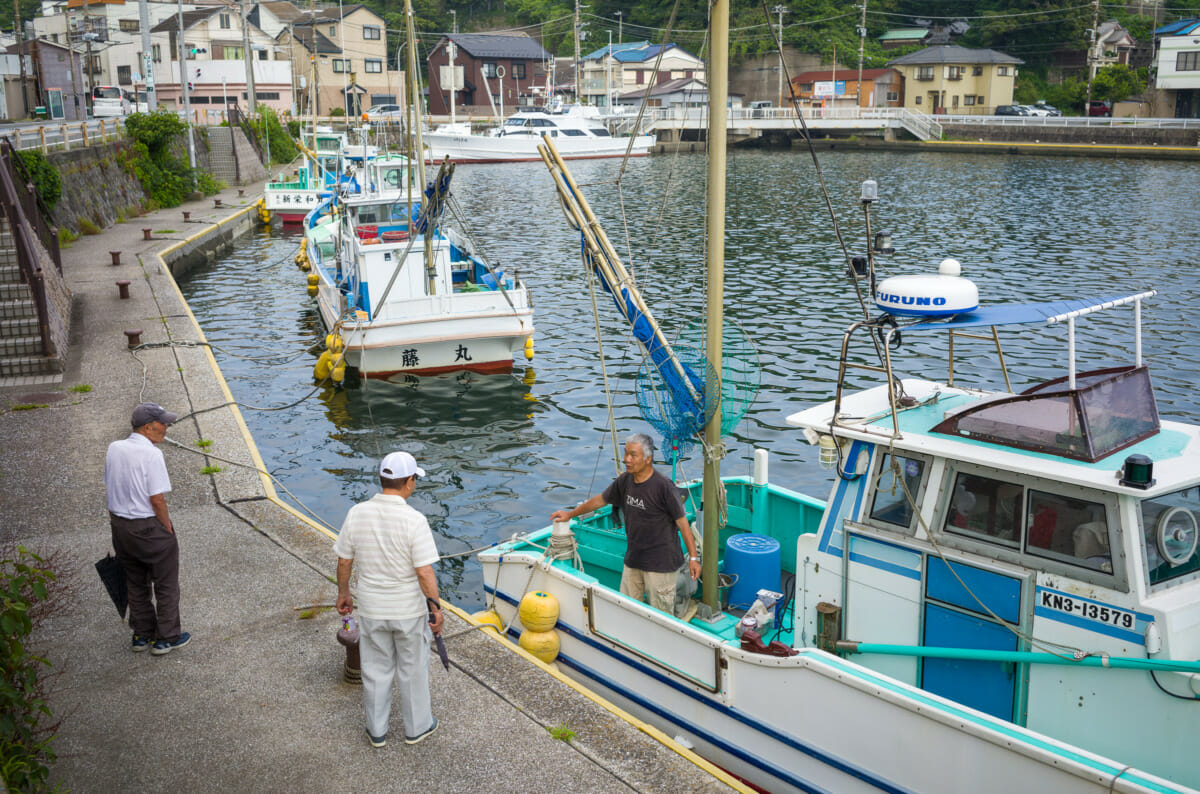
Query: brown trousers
[[110, 514, 181, 641]]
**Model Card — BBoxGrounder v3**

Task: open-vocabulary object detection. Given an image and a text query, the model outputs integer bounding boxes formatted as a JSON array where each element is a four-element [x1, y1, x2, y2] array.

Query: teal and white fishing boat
[[477, 2, 1200, 792], [263, 127, 348, 224]]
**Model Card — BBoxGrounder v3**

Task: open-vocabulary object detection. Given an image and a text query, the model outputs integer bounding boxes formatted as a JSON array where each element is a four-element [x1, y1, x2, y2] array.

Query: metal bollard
[[237, 189, 245, 198], [142, 228, 152, 240], [213, 198, 223, 208], [336, 621, 362, 685], [109, 251, 121, 266], [182, 211, 191, 221], [116, 280, 131, 299], [123, 329, 142, 347]]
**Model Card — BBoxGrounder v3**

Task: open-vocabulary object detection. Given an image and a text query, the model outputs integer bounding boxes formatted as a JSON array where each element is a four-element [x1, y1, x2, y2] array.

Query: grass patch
[[78, 218, 101, 235], [12, 403, 47, 411], [57, 228, 78, 246], [157, 229, 179, 234], [68, 384, 92, 393], [200, 465, 224, 475], [548, 725, 576, 742], [195, 438, 213, 449]]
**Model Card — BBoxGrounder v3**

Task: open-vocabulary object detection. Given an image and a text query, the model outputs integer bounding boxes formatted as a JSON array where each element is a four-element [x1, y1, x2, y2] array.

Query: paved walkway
[[0, 181, 741, 793]]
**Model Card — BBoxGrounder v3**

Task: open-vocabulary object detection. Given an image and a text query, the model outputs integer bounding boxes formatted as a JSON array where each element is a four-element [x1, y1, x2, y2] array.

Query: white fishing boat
[[302, 139, 534, 378], [263, 128, 346, 224], [476, 3, 1200, 792], [424, 105, 655, 164]]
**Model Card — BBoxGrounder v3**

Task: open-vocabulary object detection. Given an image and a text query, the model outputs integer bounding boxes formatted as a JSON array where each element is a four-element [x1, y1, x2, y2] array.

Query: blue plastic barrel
[[724, 533, 781, 610]]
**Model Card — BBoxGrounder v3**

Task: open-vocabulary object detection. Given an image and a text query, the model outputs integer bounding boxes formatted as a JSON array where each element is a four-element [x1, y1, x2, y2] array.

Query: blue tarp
[[895, 297, 1135, 332]]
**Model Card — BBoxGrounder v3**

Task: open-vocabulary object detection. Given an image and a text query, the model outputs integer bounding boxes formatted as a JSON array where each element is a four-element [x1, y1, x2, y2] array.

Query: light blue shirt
[[104, 433, 171, 519]]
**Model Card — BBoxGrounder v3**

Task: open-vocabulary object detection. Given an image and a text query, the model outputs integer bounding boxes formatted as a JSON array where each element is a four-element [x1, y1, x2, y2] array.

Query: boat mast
[[700, 0, 728, 613], [402, 0, 435, 293]]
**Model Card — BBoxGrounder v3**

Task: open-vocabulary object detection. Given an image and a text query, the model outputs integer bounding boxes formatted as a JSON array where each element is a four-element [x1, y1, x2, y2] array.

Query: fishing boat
[[263, 128, 346, 224], [424, 105, 655, 164], [301, 14, 534, 379], [476, 3, 1200, 792]]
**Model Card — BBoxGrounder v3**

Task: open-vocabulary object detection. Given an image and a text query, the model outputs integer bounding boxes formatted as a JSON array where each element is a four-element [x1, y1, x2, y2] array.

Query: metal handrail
[[1, 138, 61, 273], [0, 145, 55, 358]]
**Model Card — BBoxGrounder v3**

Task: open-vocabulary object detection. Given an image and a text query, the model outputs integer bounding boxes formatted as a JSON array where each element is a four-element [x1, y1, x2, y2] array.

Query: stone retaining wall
[[49, 141, 149, 235], [939, 122, 1198, 148]]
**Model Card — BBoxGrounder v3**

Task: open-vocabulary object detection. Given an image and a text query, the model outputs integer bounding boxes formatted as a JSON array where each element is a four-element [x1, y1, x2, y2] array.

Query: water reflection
[[180, 149, 1200, 607]]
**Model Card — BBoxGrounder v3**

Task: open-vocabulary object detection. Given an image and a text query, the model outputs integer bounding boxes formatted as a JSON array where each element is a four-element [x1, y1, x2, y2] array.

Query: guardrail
[[0, 138, 57, 358], [4, 118, 127, 153], [936, 113, 1200, 129]]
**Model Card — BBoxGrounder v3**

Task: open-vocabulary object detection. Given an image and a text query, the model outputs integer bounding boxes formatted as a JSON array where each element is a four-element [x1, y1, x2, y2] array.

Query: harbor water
[[178, 149, 1200, 607]]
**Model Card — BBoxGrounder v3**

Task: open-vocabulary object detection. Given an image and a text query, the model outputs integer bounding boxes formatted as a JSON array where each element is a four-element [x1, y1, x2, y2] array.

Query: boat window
[[592, 128, 612, 137], [944, 472, 1022, 548], [869, 453, 927, 530], [1141, 487, 1200, 587], [381, 169, 402, 189], [353, 202, 409, 225], [1024, 490, 1112, 573], [560, 129, 587, 136]]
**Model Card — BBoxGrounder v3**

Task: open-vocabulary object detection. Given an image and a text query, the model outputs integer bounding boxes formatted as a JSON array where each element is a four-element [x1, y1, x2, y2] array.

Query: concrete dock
[[0, 183, 744, 793]]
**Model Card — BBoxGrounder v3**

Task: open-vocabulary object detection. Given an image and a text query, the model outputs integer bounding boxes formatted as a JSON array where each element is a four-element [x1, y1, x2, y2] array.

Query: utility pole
[[448, 9, 457, 124], [83, 0, 93, 117], [176, 0, 196, 184], [139, 0, 155, 108], [831, 40, 837, 110], [1085, 0, 1100, 108], [13, 0, 28, 116], [241, 0, 256, 116], [857, 1, 867, 108], [613, 10, 622, 44], [573, 0, 581, 104], [772, 5, 787, 107], [605, 30, 611, 107]]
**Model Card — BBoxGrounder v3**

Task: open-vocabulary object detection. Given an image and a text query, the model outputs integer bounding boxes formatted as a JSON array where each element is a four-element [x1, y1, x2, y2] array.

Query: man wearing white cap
[[104, 402, 191, 656], [335, 450, 442, 748]]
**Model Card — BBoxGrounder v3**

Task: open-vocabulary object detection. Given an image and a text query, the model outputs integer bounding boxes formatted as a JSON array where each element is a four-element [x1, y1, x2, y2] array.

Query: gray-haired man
[[551, 433, 700, 615]]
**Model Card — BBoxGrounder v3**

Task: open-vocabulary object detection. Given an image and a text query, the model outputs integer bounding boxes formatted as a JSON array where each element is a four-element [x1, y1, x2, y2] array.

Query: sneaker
[[131, 634, 153, 653], [150, 632, 191, 656], [366, 729, 387, 748], [404, 717, 438, 745]]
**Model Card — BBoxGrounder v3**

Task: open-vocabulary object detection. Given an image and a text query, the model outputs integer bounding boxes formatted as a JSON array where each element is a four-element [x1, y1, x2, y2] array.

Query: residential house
[[613, 76, 708, 109], [280, 4, 393, 117], [1, 44, 59, 119], [247, 1, 306, 38], [1090, 20, 1137, 76], [879, 29, 929, 50], [426, 33, 552, 116], [578, 41, 704, 108], [1152, 18, 1200, 118], [789, 67, 904, 108], [887, 45, 1022, 114], [151, 7, 292, 119]]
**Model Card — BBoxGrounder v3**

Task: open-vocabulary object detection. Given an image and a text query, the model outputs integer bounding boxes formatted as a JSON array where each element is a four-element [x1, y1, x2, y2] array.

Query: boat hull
[[424, 133, 655, 164], [481, 548, 1184, 794]]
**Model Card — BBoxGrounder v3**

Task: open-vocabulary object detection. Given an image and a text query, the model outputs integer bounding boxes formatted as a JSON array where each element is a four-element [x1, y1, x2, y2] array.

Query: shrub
[[329, 108, 346, 117], [14, 151, 62, 211], [124, 110, 206, 207], [0, 547, 59, 791]]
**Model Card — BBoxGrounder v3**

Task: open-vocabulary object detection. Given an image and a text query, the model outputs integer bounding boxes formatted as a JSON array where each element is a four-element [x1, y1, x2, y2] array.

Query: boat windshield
[[1142, 487, 1200, 586], [933, 366, 1159, 463]]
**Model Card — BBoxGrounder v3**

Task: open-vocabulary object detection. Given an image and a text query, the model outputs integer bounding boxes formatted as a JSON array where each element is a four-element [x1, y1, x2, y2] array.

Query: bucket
[[724, 533, 780, 610], [355, 225, 378, 240], [381, 230, 409, 243]]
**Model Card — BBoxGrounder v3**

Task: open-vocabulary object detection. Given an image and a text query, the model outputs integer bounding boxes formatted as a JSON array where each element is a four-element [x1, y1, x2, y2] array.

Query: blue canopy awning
[[896, 294, 1151, 332]]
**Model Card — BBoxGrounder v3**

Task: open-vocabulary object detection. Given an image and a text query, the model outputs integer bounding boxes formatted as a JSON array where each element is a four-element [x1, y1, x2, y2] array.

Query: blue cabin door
[[921, 558, 1024, 722]]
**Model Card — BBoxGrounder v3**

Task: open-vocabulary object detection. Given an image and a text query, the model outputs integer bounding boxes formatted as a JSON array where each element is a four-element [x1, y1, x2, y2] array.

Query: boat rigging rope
[[586, 251, 623, 478]]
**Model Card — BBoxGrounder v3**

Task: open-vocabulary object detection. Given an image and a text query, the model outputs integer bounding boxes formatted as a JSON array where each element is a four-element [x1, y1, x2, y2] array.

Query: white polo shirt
[[105, 433, 172, 519], [333, 493, 440, 620]]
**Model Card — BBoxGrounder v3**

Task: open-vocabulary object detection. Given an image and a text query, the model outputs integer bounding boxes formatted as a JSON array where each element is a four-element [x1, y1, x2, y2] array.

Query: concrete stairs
[[205, 126, 268, 187], [0, 220, 66, 381]]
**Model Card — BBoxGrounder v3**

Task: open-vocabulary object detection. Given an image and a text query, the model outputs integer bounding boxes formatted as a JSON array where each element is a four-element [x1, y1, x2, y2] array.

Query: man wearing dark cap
[[335, 450, 442, 749], [104, 402, 191, 656]]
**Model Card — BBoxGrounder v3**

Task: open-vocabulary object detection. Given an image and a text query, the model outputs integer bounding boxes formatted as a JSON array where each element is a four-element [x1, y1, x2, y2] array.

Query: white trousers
[[358, 614, 434, 739]]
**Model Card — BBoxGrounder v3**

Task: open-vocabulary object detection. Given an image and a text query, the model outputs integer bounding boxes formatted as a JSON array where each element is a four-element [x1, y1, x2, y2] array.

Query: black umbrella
[[95, 554, 127, 618], [428, 599, 449, 671]]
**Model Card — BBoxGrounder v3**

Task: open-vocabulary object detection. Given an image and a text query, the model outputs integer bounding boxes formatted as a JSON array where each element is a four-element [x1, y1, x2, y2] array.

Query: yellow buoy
[[313, 350, 333, 380], [306, 285, 318, 297], [306, 273, 319, 286], [330, 362, 345, 384], [518, 629, 560, 664], [472, 610, 504, 634], [523, 337, 534, 361], [299, 259, 310, 272], [518, 591, 559, 633]]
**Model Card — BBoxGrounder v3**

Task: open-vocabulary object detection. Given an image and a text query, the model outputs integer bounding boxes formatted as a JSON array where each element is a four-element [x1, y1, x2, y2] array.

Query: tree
[[1090, 63, 1146, 103]]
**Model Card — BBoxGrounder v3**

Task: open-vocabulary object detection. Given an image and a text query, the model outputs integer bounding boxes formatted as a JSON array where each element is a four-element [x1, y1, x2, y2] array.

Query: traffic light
[[187, 82, 194, 92], [189, 47, 207, 56]]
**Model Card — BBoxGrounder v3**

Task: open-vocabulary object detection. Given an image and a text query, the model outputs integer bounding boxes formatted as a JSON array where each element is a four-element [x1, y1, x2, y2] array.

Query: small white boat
[[303, 147, 534, 378], [424, 105, 655, 164]]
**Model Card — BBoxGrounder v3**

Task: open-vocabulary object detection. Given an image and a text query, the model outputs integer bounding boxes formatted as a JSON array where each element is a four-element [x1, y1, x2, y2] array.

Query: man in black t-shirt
[[551, 433, 700, 615]]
